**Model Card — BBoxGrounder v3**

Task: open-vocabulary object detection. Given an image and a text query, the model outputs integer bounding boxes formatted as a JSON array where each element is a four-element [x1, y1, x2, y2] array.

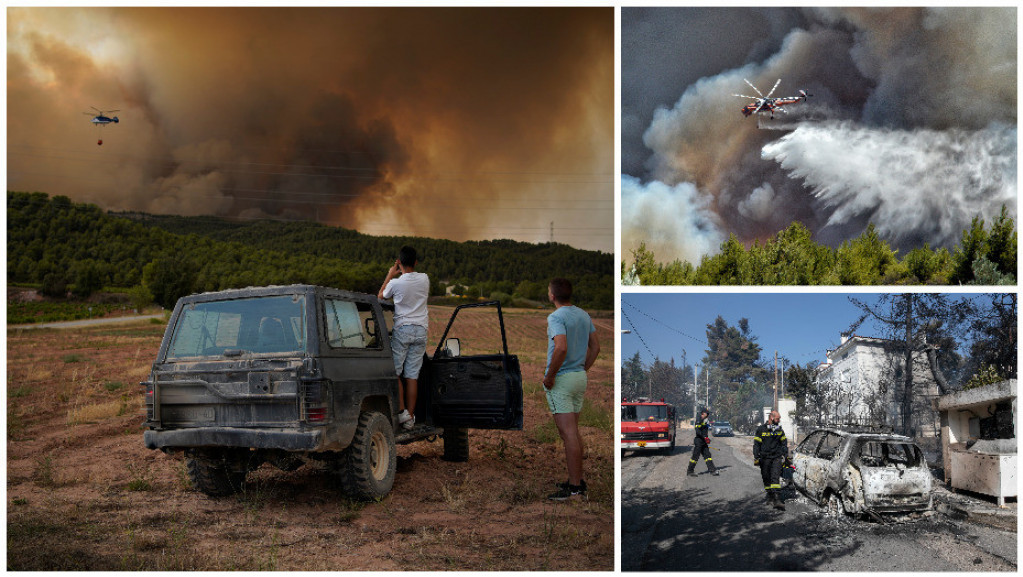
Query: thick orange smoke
[[7, 7, 613, 251]]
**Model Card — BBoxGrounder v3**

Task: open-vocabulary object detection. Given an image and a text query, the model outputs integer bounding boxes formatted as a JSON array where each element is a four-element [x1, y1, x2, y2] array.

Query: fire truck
[[621, 397, 677, 454]]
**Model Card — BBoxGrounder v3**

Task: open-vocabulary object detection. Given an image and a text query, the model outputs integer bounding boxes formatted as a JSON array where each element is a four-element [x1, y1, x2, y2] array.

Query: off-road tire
[[442, 428, 469, 462], [340, 411, 396, 500], [187, 453, 247, 497]]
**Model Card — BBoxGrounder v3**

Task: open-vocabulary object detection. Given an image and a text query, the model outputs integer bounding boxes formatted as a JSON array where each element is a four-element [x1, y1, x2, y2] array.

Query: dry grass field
[[7, 305, 614, 570]]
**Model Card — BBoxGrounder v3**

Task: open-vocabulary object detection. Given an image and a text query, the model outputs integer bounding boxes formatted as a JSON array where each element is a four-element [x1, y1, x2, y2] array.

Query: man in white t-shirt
[[378, 246, 430, 430]]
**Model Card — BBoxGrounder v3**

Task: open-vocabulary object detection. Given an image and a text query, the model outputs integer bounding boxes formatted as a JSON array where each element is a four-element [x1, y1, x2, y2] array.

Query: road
[[621, 428, 1017, 572], [8, 313, 165, 330]]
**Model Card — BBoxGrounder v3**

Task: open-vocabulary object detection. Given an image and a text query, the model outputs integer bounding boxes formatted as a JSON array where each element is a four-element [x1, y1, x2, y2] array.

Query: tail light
[[300, 380, 330, 425], [141, 380, 159, 426]]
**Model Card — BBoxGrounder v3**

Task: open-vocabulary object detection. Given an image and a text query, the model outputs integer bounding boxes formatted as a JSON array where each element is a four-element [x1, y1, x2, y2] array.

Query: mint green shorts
[[545, 371, 587, 414]]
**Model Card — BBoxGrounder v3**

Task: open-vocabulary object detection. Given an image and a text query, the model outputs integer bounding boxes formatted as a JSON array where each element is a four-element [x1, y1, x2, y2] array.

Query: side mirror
[[443, 338, 460, 358], [364, 316, 377, 337]]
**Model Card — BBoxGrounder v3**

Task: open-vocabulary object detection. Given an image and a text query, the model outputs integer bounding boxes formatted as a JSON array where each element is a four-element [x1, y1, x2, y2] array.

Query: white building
[[814, 334, 940, 438]]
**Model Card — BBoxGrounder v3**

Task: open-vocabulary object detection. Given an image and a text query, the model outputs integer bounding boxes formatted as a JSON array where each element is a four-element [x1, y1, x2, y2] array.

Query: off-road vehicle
[[143, 285, 522, 499]]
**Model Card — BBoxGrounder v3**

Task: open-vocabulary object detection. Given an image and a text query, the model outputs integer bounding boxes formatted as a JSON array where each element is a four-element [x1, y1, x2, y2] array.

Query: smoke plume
[[623, 7, 1016, 263], [7, 7, 613, 251]]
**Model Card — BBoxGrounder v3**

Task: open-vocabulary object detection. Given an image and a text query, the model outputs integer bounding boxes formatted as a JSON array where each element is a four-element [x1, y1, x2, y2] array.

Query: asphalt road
[[621, 430, 1017, 572]]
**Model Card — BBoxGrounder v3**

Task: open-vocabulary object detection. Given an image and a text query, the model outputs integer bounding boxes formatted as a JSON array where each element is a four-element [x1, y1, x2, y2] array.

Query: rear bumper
[[144, 427, 324, 451], [865, 494, 933, 512]]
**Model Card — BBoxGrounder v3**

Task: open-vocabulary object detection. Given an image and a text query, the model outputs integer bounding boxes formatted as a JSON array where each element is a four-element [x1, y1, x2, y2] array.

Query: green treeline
[[8, 192, 614, 309], [625, 212, 1017, 286]]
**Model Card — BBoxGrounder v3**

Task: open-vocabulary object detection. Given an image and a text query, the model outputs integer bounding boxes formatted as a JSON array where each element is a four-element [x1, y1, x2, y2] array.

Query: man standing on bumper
[[754, 410, 788, 510], [378, 246, 429, 430], [543, 278, 600, 501], [687, 408, 718, 476]]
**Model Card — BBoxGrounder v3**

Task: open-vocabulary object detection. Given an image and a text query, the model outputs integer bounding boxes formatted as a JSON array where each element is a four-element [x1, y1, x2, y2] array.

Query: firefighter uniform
[[753, 422, 788, 508], [687, 415, 717, 476]]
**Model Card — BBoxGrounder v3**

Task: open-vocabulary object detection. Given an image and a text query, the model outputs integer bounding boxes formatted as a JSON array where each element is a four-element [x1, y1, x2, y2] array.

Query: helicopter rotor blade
[[733, 94, 761, 100], [765, 79, 781, 98], [743, 78, 764, 97]]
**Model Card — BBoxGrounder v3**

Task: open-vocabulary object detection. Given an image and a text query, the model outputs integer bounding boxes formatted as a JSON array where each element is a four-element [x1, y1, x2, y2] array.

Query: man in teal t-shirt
[[543, 278, 600, 500]]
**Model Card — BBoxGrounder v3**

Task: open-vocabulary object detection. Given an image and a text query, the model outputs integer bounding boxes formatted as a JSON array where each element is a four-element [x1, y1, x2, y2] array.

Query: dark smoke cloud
[[7, 7, 613, 251], [622, 7, 1016, 264]]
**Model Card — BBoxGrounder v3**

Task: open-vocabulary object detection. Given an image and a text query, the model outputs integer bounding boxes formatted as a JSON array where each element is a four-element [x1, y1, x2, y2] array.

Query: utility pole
[[693, 364, 699, 423], [705, 366, 709, 410], [773, 351, 779, 411]]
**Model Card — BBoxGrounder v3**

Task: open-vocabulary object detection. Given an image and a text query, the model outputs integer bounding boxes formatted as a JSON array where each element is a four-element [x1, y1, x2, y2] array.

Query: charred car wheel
[[340, 411, 396, 500], [825, 492, 845, 517], [186, 450, 248, 497]]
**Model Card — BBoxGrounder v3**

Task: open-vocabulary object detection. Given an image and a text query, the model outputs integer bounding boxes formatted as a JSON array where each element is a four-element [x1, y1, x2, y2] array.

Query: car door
[[792, 430, 826, 490], [424, 301, 523, 430], [803, 432, 845, 502]]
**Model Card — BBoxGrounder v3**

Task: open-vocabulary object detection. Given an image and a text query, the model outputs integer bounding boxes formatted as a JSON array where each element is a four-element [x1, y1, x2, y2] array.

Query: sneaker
[[398, 410, 412, 425], [712, 470, 720, 476], [555, 479, 587, 493], [402, 414, 415, 430], [548, 482, 587, 501]]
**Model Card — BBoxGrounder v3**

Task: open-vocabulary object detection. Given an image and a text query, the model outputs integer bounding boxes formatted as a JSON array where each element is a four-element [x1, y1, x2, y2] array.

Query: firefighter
[[754, 410, 788, 510], [687, 408, 718, 477]]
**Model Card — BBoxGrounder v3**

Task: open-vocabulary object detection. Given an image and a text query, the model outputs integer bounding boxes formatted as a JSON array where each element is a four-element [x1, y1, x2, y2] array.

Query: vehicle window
[[858, 442, 921, 468], [815, 433, 844, 461], [167, 295, 306, 359], [324, 299, 378, 349], [796, 430, 826, 455], [622, 405, 668, 422]]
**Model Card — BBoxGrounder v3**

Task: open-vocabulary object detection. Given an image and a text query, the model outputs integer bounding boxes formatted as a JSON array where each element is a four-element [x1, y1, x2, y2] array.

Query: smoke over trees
[[623, 7, 1016, 272]]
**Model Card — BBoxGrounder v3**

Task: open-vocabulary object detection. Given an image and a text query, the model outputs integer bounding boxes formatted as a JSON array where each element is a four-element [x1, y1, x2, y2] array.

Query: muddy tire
[[442, 428, 469, 462], [187, 453, 247, 497], [340, 411, 396, 500]]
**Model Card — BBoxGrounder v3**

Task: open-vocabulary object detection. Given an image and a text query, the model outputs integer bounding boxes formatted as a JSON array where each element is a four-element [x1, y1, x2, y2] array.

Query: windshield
[[622, 405, 668, 422], [714, 422, 731, 427], [167, 295, 307, 359]]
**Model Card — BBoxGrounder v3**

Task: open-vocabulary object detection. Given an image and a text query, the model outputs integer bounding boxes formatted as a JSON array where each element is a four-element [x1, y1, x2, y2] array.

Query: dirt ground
[[7, 305, 615, 570]]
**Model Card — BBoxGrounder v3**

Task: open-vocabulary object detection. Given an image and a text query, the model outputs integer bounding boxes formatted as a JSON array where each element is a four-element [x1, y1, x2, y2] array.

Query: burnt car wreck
[[792, 427, 933, 519]]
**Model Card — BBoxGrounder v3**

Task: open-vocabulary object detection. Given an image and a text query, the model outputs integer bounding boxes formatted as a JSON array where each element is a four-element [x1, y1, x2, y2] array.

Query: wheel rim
[[369, 430, 388, 481], [828, 494, 841, 516]]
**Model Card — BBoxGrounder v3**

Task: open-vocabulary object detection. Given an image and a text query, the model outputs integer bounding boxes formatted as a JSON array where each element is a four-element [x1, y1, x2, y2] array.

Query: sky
[[6, 7, 613, 252], [622, 7, 1017, 266], [622, 292, 900, 372]]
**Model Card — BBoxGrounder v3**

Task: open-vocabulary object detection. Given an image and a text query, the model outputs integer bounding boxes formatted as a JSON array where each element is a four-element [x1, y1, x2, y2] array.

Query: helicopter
[[84, 107, 119, 145], [733, 79, 810, 125], [84, 107, 120, 126]]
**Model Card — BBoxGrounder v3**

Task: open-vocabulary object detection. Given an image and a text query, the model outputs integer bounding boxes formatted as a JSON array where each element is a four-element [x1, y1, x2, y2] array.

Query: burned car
[[791, 428, 933, 517]]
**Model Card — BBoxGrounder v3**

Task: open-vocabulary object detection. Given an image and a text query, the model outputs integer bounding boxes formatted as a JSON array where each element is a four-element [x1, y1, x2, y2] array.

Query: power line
[[623, 300, 708, 346]]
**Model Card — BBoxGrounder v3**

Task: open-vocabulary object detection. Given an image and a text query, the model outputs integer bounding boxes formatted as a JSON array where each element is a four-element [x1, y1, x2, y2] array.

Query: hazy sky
[[7, 7, 613, 252], [621, 293, 887, 371], [622, 7, 1016, 266]]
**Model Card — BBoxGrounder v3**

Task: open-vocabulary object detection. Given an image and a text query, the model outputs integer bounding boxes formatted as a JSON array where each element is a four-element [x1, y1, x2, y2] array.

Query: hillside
[[7, 192, 613, 309]]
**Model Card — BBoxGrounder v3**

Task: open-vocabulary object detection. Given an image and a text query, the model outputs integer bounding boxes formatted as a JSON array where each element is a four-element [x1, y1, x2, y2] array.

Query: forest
[[623, 212, 1017, 286], [7, 191, 614, 310], [621, 294, 1017, 435]]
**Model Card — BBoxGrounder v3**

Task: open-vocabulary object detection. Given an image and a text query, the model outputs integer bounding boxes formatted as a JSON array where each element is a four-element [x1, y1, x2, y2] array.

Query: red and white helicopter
[[734, 79, 810, 124]]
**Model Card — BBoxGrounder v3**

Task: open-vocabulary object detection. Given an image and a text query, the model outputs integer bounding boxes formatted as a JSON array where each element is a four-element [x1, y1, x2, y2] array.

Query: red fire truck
[[621, 397, 677, 454]]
